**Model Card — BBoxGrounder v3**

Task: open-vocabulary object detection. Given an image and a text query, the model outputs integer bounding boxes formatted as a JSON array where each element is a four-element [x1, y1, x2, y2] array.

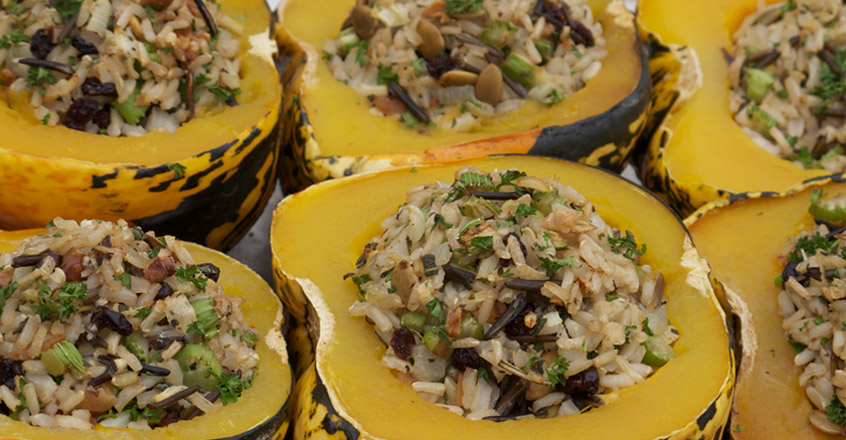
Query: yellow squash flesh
[[0, 229, 292, 439], [0, 0, 282, 250], [637, 0, 828, 216], [271, 155, 734, 439], [275, 0, 650, 190], [686, 177, 846, 439]]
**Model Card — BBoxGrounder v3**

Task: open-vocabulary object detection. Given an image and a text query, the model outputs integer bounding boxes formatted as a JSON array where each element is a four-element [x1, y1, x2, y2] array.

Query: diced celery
[[502, 54, 535, 88], [745, 67, 775, 103]]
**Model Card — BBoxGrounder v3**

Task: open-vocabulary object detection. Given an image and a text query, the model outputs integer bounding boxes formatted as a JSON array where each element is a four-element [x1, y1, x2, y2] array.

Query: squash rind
[[271, 156, 734, 439], [274, 0, 651, 192], [637, 0, 830, 217], [685, 175, 846, 439], [0, 229, 293, 439], [0, 1, 282, 251]]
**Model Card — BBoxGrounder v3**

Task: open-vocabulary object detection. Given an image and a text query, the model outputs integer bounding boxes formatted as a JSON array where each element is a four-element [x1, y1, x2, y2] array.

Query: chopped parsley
[[432, 213, 453, 230], [41, 113, 51, 125], [538, 256, 575, 278], [175, 265, 209, 292], [353, 40, 369, 68], [9, 378, 27, 421], [147, 247, 161, 258], [135, 306, 152, 320], [791, 146, 819, 169], [207, 84, 240, 103], [545, 89, 564, 106], [0, 30, 26, 49], [26, 67, 57, 89], [546, 356, 570, 388], [469, 236, 494, 254], [515, 203, 537, 217], [605, 293, 618, 302], [31, 281, 88, 322], [827, 398, 846, 425], [377, 65, 399, 86], [117, 273, 132, 289], [444, 0, 483, 14], [351, 274, 371, 300], [0, 282, 17, 311], [609, 230, 646, 261], [167, 163, 187, 179], [211, 370, 254, 405], [446, 172, 495, 202], [145, 5, 156, 22], [410, 58, 425, 73], [54, 0, 84, 21], [811, 48, 846, 107], [521, 352, 542, 371], [788, 232, 839, 262], [125, 399, 165, 424]]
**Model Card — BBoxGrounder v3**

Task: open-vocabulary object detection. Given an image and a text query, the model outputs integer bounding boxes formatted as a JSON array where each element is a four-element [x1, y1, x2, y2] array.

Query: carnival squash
[[0, 0, 282, 251], [637, 0, 829, 217], [685, 177, 846, 439], [270, 155, 734, 439], [274, 0, 651, 191], [0, 228, 292, 439]]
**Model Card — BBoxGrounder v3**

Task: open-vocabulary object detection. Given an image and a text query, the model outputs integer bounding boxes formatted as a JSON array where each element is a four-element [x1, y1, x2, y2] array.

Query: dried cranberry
[[95, 309, 134, 336], [197, 263, 220, 282], [64, 98, 100, 131], [561, 366, 599, 397], [30, 28, 55, 59], [425, 54, 455, 80], [81, 77, 118, 97], [504, 307, 531, 337], [0, 358, 22, 390], [71, 37, 98, 55], [390, 326, 415, 360], [451, 347, 480, 371]]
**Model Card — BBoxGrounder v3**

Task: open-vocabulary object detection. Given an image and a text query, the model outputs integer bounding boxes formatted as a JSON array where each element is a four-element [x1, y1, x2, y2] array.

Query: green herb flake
[[827, 398, 846, 425], [410, 58, 425, 73], [444, 0, 483, 14], [175, 265, 209, 292], [0, 30, 26, 49], [377, 64, 399, 86], [609, 230, 647, 261], [41, 113, 51, 125], [515, 203, 537, 217], [117, 273, 132, 289], [538, 256, 575, 278], [546, 356, 570, 388], [788, 232, 839, 262], [167, 162, 187, 179], [401, 111, 419, 128]]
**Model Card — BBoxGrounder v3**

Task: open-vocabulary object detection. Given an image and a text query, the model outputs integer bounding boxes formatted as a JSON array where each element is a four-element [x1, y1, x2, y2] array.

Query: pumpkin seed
[[351, 5, 377, 39], [417, 19, 445, 60], [475, 64, 503, 105], [439, 69, 478, 87]]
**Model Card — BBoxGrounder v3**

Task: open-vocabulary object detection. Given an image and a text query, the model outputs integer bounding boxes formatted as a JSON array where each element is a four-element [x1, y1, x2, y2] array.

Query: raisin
[[155, 282, 175, 300], [451, 347, 480, 371], [30, 28, 55, 59], [561, 366, 599, 397], [71, 37, 98, 55], [390, 326, 415, 360], [425, 54, 455, 80], [569, 20, 595, 47], [81, 77, 118, 97], [0, 358, 22, 390], [197, 263, 220, 282], [504, 307, 531, 337], [93, 107, 111, 129], [64, 98, 100, 131], [94, 308, 134, 336], [543, 2, 565, 27]]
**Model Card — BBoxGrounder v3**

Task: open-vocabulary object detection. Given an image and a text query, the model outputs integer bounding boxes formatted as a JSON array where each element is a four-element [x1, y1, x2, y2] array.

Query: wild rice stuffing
[[0, 218, 258, 430], [347, 167, 677, 420], [0, 0, 244, 135], [729, 0, 846, 171], [324, 0, 607, 132]]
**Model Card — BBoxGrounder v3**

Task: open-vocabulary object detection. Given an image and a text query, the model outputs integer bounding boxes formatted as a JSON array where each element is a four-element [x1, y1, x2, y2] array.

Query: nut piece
[[351, 5, 378, 39], [417, 19, 445, 60], [475, 64, 503, 105], [439, 70, 478, 87]]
